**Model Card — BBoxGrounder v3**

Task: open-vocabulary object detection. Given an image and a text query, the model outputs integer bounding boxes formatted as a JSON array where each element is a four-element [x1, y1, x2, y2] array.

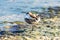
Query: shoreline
[[0, 13, 25, 22]]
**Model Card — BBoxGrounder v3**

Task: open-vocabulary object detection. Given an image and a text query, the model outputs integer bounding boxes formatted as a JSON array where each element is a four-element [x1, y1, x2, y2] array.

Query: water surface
[[0, 0, 60, 28]]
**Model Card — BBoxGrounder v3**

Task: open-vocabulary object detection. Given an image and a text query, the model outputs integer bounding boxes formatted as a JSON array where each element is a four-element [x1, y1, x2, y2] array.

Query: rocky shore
[[0, 6, 60, 40]]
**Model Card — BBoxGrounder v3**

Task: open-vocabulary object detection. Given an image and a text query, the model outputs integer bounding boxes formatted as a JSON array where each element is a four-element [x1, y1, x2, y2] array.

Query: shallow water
[[0, 0, 60, 28], [0, 0, 60, 22]]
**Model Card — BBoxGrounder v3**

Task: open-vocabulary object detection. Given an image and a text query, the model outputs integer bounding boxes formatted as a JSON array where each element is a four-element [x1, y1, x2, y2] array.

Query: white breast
[[25, 14, 32, 19]]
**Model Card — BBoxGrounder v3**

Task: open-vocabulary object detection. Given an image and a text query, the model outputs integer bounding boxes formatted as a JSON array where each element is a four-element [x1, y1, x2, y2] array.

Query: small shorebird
[[24, 12, 41, 31], [24, 12, 41, 25]]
